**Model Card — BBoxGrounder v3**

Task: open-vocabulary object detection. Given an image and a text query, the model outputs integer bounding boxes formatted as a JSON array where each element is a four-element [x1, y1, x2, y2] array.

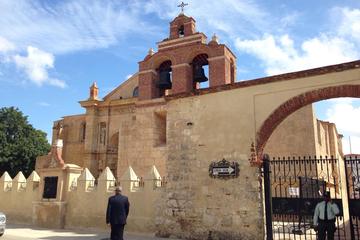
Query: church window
[[99, 122, 106, 145], [79, 122, 86, 142], [133, 86, 139, 97]]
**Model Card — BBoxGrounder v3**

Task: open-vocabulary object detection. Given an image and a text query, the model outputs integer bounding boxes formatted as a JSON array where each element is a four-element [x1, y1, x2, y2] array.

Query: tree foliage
[[0, 107, 51, 177]]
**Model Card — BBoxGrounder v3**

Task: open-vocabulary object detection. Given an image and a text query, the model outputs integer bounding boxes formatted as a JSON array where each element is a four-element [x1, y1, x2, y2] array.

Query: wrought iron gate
[[263, 155, 348, 240], [345, 156, 360, 240]]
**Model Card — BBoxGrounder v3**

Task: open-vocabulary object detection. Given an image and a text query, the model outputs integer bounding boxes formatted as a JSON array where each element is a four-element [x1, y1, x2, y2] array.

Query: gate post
[[341, 157, 353, 239], [339, 156, 353, 239], [263, 154, 273, 240]]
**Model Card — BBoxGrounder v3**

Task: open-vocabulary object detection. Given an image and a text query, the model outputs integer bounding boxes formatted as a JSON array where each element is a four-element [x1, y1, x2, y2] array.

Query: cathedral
[[30, 10, 357, 239], [36, 12, 238, 179], [36, 11, 342, 180]]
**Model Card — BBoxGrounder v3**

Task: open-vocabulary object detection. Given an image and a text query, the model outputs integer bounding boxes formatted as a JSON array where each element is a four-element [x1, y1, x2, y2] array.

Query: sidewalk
[[3, 224, 180, 240]]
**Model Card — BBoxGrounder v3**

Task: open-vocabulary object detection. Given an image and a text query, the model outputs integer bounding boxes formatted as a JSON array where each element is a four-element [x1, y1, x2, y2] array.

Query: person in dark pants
[[106, 186, 130, 240], [313, 191, 340, 240]]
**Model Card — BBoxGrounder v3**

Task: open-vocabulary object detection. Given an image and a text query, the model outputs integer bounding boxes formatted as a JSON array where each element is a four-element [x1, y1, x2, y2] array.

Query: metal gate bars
[[263, 155, 348, 240], [345, 156, 360, 240]]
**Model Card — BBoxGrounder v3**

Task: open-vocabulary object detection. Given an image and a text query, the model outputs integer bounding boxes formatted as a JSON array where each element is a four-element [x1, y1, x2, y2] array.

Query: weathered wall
[[264, 104, 317, 157], [0, 167, 164, 233], [156, 92, 263, 239], [118, 102, 167, 178], [156, 66, 360, 239]]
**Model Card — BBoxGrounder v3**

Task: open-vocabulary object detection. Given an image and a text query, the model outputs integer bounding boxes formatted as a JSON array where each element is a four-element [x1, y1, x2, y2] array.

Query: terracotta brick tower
[[138, 13, 237, 100]]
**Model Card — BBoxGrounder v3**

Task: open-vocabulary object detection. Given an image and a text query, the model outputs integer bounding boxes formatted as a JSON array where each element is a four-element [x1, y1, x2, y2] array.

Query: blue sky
[[0, 0, 359, 154]]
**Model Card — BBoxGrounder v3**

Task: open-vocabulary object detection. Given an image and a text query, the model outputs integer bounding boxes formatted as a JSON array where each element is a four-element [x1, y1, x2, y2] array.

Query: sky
[[0, 0, 359, 154]]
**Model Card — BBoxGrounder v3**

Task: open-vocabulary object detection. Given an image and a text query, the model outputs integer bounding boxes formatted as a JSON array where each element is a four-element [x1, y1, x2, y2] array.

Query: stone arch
[[149, 52, 177, 70], [185, 45, 212, 63], [256, 84, 360, 158]]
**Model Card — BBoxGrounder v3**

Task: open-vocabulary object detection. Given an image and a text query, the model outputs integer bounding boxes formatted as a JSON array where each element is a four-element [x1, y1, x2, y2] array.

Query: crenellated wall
[[0, 165, 164, 233]]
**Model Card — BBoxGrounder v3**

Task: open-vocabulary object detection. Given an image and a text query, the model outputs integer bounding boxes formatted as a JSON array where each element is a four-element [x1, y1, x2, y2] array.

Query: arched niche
[[192, 54, 209, 89], [108, 132, 119, 154]]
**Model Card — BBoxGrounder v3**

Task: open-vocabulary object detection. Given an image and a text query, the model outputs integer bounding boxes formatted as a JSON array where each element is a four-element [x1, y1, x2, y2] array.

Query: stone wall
[[264, 104, 317, 157], [156, 94, 263, 240], [0, 166, 164, 233]]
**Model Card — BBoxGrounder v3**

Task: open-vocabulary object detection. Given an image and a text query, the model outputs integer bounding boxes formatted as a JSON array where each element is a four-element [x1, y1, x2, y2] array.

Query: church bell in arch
[[193, 65, 208, 83], [157, 71, 172, 89]]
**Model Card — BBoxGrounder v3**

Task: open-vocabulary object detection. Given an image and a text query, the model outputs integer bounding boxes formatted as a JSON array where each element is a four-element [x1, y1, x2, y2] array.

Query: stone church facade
[[36, 13, 342, 180], [29, 12, 360, 239]]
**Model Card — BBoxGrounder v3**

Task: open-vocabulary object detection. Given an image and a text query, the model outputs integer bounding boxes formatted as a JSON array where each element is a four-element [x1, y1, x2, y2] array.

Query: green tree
[[0, 107, 51, 177]]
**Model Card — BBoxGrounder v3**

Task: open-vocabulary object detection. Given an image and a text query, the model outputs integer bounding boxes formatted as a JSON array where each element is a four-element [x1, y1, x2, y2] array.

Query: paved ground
[[1, 224, 179, 240]]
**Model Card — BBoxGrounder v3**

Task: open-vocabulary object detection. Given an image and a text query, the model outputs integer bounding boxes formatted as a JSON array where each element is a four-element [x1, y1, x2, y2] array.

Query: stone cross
[[177, 1, 188, 13]]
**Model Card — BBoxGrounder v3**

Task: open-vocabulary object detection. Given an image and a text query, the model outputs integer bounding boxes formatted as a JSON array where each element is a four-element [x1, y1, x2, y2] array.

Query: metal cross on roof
[[177, 1, 188, 13]]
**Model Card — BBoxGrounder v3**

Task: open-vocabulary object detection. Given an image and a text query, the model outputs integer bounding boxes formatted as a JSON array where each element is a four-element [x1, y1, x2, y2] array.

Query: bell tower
[[138, 12, 236, 100]]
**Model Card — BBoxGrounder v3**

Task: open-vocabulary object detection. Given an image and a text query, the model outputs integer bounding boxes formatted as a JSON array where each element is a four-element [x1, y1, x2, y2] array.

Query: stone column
[[171, 63, 192, 94], [208, 56, 231, 87], [138, 70, 158, 100]]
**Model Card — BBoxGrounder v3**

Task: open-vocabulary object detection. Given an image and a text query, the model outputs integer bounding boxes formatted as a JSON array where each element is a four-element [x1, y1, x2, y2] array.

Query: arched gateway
[[257, 84, 360, 158]]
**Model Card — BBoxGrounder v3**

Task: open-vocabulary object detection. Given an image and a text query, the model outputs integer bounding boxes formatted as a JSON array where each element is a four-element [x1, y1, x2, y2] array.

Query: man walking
[[106, 186, 130, 240], [313, 191, 340, 240]]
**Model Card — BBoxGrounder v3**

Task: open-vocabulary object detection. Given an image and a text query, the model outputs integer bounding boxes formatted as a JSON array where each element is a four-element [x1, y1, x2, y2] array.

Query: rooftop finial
[[148, 48, 155, 56], [177, 1, 188, 14]]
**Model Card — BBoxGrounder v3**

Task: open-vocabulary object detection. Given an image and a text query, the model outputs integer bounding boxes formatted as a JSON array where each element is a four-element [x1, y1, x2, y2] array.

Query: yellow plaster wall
[[0, 170, 164, 233]]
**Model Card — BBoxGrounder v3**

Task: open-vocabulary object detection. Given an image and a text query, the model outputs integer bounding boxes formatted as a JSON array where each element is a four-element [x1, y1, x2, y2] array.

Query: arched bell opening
[[178, 25, 185, 38], [156, 60, 172, 97], [192, 54, 209, 89]]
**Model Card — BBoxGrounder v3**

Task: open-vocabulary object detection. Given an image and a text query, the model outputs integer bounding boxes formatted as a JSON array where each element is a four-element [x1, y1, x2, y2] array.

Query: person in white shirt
[[313, 191, 340, 240]]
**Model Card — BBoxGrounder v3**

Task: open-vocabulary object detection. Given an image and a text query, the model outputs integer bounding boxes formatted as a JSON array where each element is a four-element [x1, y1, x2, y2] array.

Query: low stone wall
[[0, 166, 164, 233]]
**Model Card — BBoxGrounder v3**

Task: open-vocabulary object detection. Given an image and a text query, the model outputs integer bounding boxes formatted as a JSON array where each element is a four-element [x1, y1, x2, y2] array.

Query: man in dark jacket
[[106, 186, 130, 240]]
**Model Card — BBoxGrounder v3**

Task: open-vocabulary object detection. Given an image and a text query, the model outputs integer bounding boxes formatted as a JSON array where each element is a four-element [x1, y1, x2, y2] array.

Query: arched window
[[133, 86, 139, 97], [192, 54, 209, 89], [156, 60, 172, 97], [79, 122, 86, 142]]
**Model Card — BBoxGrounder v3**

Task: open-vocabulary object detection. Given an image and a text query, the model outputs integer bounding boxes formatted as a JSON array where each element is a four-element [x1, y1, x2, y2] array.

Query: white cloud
[[325, 100, 360, 136], [324, 99, 360, 154], [342, 136, 360, 155], [235, 7, 360, 75], [335, 7, 360, 44], [0, 36, 15, 53], [13, 46, 66, 88], [235, 34, 358, 75], [0, 0, 159, 54]]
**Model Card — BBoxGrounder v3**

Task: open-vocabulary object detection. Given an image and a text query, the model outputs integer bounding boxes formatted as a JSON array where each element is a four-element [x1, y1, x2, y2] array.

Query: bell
[[157, 71, 172, 89], [193, 65, 208, 83]]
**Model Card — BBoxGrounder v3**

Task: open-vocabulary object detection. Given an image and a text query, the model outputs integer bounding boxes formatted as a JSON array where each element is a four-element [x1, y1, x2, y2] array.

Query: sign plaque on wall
[[43, 176, 58, 199], [209, 158, 239, 178]]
